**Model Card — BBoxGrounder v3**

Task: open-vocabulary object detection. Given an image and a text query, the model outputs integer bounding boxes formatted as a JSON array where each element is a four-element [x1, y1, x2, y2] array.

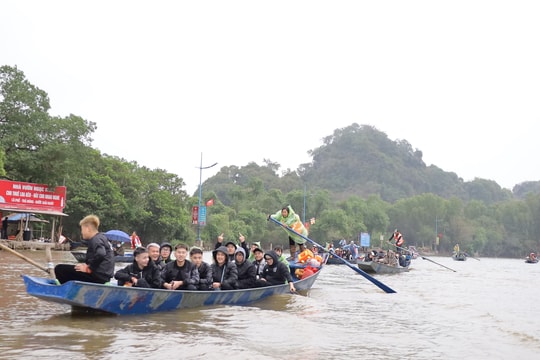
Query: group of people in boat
[[326, 240, 360, 261], [362, 248, 411, 267], [53, 214, 322, 293], [357, 229, 410, 267]]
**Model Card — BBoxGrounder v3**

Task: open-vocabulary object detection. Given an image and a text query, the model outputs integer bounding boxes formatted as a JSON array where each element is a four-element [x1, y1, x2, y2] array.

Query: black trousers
[[54, 264, 109, 284]]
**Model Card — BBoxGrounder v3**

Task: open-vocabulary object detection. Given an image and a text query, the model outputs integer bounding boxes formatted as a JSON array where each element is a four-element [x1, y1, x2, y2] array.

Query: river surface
[[0, 250, 538, 360]]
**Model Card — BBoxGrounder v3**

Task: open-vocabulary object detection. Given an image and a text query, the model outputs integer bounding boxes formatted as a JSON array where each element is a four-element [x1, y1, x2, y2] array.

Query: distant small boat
[[525, 253, 538, 264], [452, 252, 467, 261], [71, 251, 133, 263], [357, 261, 410, 274]]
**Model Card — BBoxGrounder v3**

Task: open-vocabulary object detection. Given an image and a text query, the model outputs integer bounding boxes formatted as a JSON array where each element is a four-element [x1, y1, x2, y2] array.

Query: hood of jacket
[[213, 245, 229, 263], [284, 204, 298, 217], [160, 242, 173, 251], [265, 250, 279, 267], [234, 247, 246, 264]]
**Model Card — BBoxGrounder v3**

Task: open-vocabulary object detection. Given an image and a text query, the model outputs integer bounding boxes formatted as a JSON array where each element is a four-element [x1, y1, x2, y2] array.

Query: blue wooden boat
[[21, 265, 322, 315]]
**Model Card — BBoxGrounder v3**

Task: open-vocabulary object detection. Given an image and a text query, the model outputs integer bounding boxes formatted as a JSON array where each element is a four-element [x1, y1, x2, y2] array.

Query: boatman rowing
[[388, 229, 405, 254]]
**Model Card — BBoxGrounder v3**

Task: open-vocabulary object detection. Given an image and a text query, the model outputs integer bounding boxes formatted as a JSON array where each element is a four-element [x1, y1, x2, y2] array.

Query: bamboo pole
[[0, 242, 50, 274]]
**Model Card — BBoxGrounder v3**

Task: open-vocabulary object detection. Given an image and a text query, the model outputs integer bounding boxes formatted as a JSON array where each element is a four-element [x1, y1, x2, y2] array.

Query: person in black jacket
[[190, 246, 213, 290], [161, 243, 199, 290], [210, 246, 238, 290], [2, 216, 8, 239], [255, 250, 296, 293], [234, 247, 256, 289], [54, 215, 114, 284], [114, 247, 162, 288]]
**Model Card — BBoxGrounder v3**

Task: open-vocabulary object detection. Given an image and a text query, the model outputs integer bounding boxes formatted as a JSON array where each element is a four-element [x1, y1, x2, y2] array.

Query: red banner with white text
[[0, 180, 66, 214]]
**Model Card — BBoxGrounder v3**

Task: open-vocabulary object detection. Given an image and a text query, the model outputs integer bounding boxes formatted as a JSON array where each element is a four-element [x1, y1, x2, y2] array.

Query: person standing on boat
[[114, 247, 162, 288], [54, 215, 114, 284], [161, 243, 199, 290], [348, 241, 358, 260], [2, 216, 8, 239], [388, 229, 405, 254], [131, 231, 142, 249], [269, 205, 308, 261], [190, 246, 213, 290], [210, 246, 238, 290]]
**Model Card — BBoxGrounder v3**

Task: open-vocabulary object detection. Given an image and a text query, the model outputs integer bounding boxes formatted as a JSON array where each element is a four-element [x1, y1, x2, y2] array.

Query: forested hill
[[301, 123, 512, 203], [209, 123, 539, 204]]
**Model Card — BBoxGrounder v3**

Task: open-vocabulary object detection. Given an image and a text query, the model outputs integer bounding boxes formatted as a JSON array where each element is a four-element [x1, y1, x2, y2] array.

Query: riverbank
[[0, 239, 70, 251]]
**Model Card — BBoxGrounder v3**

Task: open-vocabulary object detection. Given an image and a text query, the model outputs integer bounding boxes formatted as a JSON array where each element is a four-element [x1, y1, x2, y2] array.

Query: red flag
[[206, 199, 214, 207]]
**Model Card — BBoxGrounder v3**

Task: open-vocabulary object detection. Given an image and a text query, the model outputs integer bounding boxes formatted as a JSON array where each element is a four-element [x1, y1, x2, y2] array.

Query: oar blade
[[328, 250, 396, 293]]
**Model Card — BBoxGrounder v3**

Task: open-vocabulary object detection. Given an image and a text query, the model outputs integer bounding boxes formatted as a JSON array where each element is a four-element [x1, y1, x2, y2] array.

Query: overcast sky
[[2, 1, 539, 194]]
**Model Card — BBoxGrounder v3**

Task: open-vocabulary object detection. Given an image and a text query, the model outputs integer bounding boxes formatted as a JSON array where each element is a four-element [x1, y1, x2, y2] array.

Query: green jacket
[[271, 205, 307, 245], [277, 253, 290, 271]]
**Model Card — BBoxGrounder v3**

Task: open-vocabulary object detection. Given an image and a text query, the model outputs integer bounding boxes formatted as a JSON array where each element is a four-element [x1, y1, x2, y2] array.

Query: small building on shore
[[0, 180, 68, 245]]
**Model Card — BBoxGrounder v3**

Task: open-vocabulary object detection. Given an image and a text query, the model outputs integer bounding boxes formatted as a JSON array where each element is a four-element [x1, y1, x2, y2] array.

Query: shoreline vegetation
[[2, 66, 540, 258]]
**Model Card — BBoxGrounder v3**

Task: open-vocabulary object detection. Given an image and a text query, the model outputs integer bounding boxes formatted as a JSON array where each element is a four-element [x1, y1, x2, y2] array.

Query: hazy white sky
[[2, 1, 539, 194]]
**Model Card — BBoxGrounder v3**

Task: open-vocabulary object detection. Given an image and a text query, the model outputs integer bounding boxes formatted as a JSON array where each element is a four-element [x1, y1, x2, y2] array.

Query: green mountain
[[207, 123, 520, 204]]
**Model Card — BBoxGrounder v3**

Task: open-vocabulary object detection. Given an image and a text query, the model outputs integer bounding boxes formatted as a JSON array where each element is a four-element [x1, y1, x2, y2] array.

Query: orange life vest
[[297, 249, 314, 264], [394, 232, 404, 246]]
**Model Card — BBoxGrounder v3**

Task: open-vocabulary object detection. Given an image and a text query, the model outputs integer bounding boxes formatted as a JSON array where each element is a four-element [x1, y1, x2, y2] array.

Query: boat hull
[[22, 267, 321, 315], [325, 256, 358, 265], [357, 261, 409, 274], [452, 253, 467, 261]]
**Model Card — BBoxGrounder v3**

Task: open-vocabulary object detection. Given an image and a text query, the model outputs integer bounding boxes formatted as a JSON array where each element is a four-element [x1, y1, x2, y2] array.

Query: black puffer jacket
[[85, 232, 115, 282], [211, 246, 238, 290], [261, 250, 293, 285], [196, 261, 213, 290], [114, 260, 162, 288], [235, 247, 256, 289], [161, 259, 200, 288]]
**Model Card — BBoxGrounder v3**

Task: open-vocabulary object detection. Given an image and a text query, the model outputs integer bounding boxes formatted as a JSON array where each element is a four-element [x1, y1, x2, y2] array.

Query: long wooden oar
[[0, 242, 50, 274], [268, 217, 396, 293], [464, 252, 480, 261], [421, 256, 457, 272], [390, 243, 457, 272]]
